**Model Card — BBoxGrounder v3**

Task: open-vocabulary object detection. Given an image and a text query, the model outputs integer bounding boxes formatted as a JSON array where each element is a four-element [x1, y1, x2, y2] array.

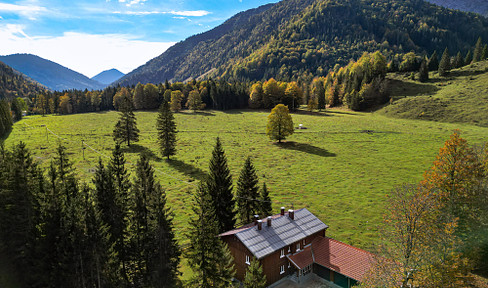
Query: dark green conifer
[[186, 183, 235, 287], [482, 44, 488, 60], [113, 95, 139, 146], [206, 137, 236, 233], [260, 182, 273, 218], [464, 50, 473, 65], [473, 37, 483, 63], [428, 50, 439, 71], [439, 47, 451, 77], [156, 101, 177, 160], [236, 157, 260, 224], [454, 52, 464, 68], [418, 58, 429, 82]]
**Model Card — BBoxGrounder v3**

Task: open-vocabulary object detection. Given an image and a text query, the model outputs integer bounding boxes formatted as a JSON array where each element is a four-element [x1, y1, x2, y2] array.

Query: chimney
[[257, 220, 262, 230], [267, 216, 272, 227], [288, 209, 295, 220], [281, 207, 285, 215], [254, 215, 259, 225]]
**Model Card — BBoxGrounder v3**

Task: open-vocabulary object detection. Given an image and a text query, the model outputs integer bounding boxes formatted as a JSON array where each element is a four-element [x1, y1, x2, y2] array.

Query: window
[[288, 246, 291, 253], [245, 255, 250, 265], [280, 249, 285, 258], [303, 239, 306, 246], [280, 265, 285, 275], [296, 243, 300, 251]]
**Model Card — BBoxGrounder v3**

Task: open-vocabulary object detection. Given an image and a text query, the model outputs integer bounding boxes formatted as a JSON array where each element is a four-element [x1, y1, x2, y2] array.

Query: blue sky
[[0, 0, 278, 77]]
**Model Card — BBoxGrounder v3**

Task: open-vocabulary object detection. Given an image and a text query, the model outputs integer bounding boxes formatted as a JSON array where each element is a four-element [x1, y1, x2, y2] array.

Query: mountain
[[0, 54, 105, 91], [91, 68, 125, 85], [0, 61, 47, 99], [116, 0, 488, 86], [425, 0, 488, 17]]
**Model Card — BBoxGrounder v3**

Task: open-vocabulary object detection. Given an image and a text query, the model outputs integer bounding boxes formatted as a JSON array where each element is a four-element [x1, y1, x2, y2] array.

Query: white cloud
[[0, 2, 48, 20], [0, 24, 175, 77], [113, 10, 210, 16]]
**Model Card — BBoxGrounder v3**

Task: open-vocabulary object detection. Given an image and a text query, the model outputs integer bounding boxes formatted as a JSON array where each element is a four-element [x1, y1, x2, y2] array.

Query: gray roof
[[235, 208, 328, 259]]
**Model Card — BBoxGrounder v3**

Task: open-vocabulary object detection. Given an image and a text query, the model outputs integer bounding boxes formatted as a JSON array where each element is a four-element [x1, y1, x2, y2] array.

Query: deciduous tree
[[266, 104, 294, 143]]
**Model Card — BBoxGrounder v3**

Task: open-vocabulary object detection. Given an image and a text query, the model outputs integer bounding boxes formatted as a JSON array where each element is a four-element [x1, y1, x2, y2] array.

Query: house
[[219, 208, 374, 287]]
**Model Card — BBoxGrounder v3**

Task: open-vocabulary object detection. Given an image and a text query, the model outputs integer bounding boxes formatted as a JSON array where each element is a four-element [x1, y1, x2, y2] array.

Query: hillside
[[91, 68, 125, 85], [0, 54, 105, 91], [426, 0, 488, 17], [117, 0, 488, 86], [380, 60, 488, 126], [0, 61, 46, 99]]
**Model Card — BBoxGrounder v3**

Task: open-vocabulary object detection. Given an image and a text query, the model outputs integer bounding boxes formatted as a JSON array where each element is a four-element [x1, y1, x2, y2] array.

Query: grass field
[[381, 60, 488, 126]]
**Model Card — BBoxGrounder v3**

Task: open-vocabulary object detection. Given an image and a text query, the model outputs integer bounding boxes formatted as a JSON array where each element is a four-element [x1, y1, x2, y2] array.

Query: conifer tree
[[428, 50, 439, 71], [156, 101, 177, 160], [236, 157, 260, 224], [243, 258, 267, 288], [113, 94, 139, 146], [186, 183, 235, 287], [418, 57, 429, 82], [107, 143, 131, 284], [464, 50, 473, 65], [454, 52, 464, 68], [438, 47, 451, 77], [482, 44, 488, 60], [206, 137, 236, 233], [260, 182, 273, 218], [473, 37, 483, 63]]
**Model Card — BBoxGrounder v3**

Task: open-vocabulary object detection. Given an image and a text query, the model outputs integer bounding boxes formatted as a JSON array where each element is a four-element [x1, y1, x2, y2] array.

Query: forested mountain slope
[[0, 61, 46, 99], [0, 54, 105, 91], [425, 0, 488, 17], [117, 0, 488, 86]]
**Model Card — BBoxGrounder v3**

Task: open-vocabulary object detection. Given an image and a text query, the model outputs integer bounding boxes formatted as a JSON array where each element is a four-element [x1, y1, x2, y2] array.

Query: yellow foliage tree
[[266, 104, 293, 143]]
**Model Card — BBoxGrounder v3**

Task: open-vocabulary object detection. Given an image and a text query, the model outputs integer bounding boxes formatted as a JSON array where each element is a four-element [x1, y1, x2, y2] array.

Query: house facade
[[219, 208, 373, 287]]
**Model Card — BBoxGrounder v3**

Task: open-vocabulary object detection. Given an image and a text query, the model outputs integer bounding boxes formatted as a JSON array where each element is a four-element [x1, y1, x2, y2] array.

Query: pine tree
[[156, 101, 177, 160], [186, 183, 235, 287], [418, 57, 429, 82], [428, 50, 439, 71], [454, 52, 464, 68], [243, 257, 267, 288], [206, 137, 236, 233], [438, 47, 451, 77], [260, 182, 273, 218], [482, 44, 488, 60], [236, 157, 260, 224], [473, 37, 483, 63], [113, 94, 139, 146]]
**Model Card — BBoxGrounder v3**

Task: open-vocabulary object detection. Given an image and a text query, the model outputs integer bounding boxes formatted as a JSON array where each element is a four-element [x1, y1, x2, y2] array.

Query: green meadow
[[6, 109, 488, 252]]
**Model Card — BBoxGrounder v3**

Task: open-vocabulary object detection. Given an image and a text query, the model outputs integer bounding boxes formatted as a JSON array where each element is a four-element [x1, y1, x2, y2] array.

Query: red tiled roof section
[[287, 246, 313, 269], [312, 236, 374, 282]]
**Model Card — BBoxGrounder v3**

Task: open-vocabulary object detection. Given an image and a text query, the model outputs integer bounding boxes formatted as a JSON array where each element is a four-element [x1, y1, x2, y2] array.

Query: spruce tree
[[186, 183, 235, 287], [260, 182, 273, 218], [473, 37, 483, 63], [107, 143, 131, 284], [206, 137, 236, 233], [236, 157, 260, 224], [428, 50, 439, 71], [156, 101, 177, 160], [418, 58, 429, 82], [464, 50, 473, 65], [454, 52, 464, 68], [243, 258, 267, 288], [482, 44, 488, 60], [439, 47, 451, 77], [113, 95, 139, 147]]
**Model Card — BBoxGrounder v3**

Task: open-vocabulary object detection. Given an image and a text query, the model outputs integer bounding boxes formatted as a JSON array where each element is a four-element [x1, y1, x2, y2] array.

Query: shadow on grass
[[167, 159, 207, 181], [122, 144, 162, 162], [277, 141, 336, 157], [326, 110, 363, 116], [388, 79, 439, 97], [293, 110, 332, 117], [178, 111, 216, 116]]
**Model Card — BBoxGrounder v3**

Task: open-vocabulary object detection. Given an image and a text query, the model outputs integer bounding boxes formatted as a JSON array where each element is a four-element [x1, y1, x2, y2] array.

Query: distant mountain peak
[[0, 54, 105, 91], [91, 69, 125, 85], [425, 0, 488, 17]]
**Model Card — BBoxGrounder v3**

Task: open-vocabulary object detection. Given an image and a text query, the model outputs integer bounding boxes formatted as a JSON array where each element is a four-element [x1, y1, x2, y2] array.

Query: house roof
[[219, 208, 328, 259], [311, 236, 374, 282], [287, 245, 314, 270]]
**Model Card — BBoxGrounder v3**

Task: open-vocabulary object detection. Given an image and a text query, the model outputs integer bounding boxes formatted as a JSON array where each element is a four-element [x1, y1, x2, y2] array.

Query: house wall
[[222, 235, 252, 281]]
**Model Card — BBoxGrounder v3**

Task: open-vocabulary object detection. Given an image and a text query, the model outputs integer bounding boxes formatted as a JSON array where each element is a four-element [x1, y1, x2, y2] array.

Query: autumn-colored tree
[[170, 90, 183, 112], [58, 94, 72, 115], [36, 94, 48, 116], [186, 90, 204, 112], [266, 104, 293, 143], [262, 78, 282, 109], [307, 96, 318, 111], [284, 82, 302, 110], [133, 83, 145, 110], [113, 87, 132, 111]]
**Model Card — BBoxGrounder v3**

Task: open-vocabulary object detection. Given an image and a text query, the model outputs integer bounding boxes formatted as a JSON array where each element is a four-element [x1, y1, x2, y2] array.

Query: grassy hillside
[[5, 110, 488, 249], [381, 60, 488, 126]]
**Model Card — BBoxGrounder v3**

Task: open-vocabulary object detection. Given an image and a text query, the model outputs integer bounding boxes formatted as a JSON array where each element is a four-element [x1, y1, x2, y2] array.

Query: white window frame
[[245, 255, 250, 265], [280, 249, 285, 258], [280, 265, 285, 275], [296, 243, 301, 251]]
